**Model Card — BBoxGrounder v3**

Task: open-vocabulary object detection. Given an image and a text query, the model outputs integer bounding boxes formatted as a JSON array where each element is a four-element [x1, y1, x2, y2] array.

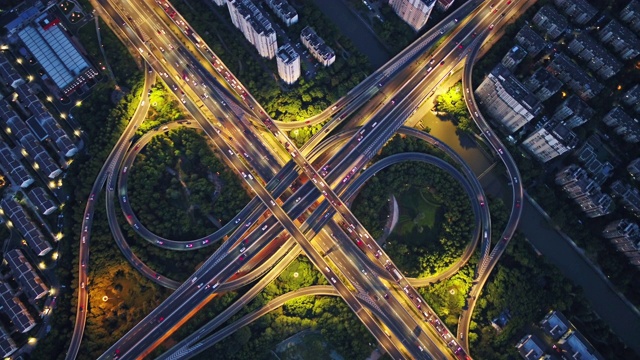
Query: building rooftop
[[0, 282, 35, 333], [301, 26, 336, 63], [277, 43, 299, 65], [0, 198, 52, 256], [17, 14, 92, 92], [515, 334, 545, 360], [0, 324, 17, 358], [540, 310, 570, 340], [0, 54, 24, 89], [600, 19, 640, 48], [491, 64, 543, 115], [516, 25, 547, 55], [5, 249, 49, 301], [559, 330, 604, 360], [27, 187, 57, 215], [0, 143, 33, 188]]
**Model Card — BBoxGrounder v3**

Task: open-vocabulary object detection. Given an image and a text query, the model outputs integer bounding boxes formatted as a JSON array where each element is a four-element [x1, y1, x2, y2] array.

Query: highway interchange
[[68, 0, 527, 359]]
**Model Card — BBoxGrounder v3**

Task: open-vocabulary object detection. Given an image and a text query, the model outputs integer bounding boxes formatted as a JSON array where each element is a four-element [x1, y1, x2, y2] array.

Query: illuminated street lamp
[[52, 252, 59, 260], [16, 58, 23, 64], [38, 262, 46, 270], [28, 338, 37, 345], [46, 96, 53, 102]]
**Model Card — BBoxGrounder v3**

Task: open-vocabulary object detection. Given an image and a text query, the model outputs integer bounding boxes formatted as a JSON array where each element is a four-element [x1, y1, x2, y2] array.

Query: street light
[[28, 337, 37, 345], [38, 262, 46, 270], [46, 96, 53, 102]]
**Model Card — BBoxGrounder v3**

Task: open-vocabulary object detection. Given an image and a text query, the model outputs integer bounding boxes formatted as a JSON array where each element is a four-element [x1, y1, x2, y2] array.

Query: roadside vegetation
[[177, 256, 377, 360], [352, 135, 474, 277], [128, 128, 249, 240], [170, 0, 371, 146]]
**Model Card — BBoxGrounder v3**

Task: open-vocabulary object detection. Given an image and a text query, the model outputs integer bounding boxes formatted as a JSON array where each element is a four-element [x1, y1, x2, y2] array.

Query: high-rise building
[[475, 64, 543, 133], [266, 0, 298, 27], [276, 44, 301, 84], [524, 68, 563, 102], [227, 0, 278, 59], [436, 0, 454, 12], [501, 45, 528, 71], [522, 121, 578, 163], [301, 26, 335, 66], [388, 0, 436, 31], [628, 157, 640, 179], [549, 94, 594, 128], [555, 164, 614, 218]]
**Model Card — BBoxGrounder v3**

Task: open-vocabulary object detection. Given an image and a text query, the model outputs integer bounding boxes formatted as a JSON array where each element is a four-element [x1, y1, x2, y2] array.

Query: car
[[81, 282, 85, 289], [440, 60, 445, 66], [493, 8, 498, 13], [122, 196, 127, 203], [375, 250, 381, 259], [80, 305, 83, 312], [489, 24, 495, 30], [501, 12, 506, 16], [342, 175, 350, 183], [472, 31, 477, 37], [454, 18, 458, 22], [383, 293, 389, 299], [391, 99, 396, 105], [239, 254, 246, 261], [185, 244, 193, 248], [513, 177, 518, 184], [295, 197, 301, 202], [330, 277, 337, 283], [245, 221, 251, 227], [325, 267, 331, 272], [239, 246, 246, 253], [155, 273, 160, 279], [159, 316, 164, 322], [82, 236, 86, 243], [262, 225, 269, 231], [202, 239, 210, 244], [235, 218, 241, 224], [497, 148, 504, 155], [82, 261, 86, 267], [507, 0, 512, 3], [357, 135, 363, 142], [241, 172, 247, 178], [156, 240, 164, 245], [270, 200, 276, 206], [361, 268, 367, 275], [90, 193, 95, 201], [480, 201, 485, 207], [458, 44, 463, 49], [516, 200, 521, 208], [243, 238, 249, 244], [197, 283, 203, 289], [86, 214, 90, 220]]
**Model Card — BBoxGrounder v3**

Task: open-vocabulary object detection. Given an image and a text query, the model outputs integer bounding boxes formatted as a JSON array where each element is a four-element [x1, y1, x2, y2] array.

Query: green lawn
[[277, 332, 339, 360], [392, 186, 443, 247]]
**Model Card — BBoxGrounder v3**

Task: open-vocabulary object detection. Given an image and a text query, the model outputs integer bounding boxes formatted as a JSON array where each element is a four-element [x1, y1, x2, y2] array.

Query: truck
[[390, 267, 403, 282]]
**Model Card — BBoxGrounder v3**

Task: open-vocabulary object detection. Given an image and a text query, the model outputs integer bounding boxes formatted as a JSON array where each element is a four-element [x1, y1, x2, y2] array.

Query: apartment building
[[522, 120, 578, 163], [545, 53, 603, 100], [523, 68, 563, 102], [475, 64, 543, 133], [575, 136, 615, 185], [555, 164, 614, 218], [501, 45, 528, 71], [301, 26, 336, 66], [0, 198, 52, 256], [388, 0, 437, 31], [266, 0, 298, 27], [0, 143, 34, 188], [598, 19, 640, 60], [532, 5, 569, 39], [549, 94, 594, 128], [622, 84, 640, 107], [515, 25, 547, 56], [553, 0, 597, 25], [610, 180, 640, 217], [620, 0, 640, 33], [602, 106, 640, 144], [628, 157, 640, 178], [603, 219, 640, 253], [566, 33, 622, 80], [276, 43, 301, 84], [515, 334, 546, 360], [0, 282, 35, 333], [227, 0, 278, 59], [436, 0, 455, 12], [5, 249, 49, 301]]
